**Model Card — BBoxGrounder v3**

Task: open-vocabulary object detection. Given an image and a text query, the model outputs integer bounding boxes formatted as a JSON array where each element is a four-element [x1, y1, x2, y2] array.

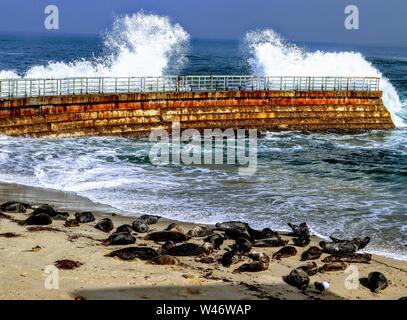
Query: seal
[[232, 237, 252, 254], [233, 260, 269, 273], [330, 236, 370, 250], [106, 247, 158, 261], [0, 201, 30, 213], [247, 252, 270, 264], [53, 212, 69, 221], [293, 236, 311, 247], [319, 262, 349, 273], [106, 232, 136, 245], [253, 238, 288, 247], [161, 240, 175, 252], [144, 231, 190, 242], [32, 204, 57, 217], [301, 246, 322, 261], [64, 218, 79, 228], [75, 212, 95, 223], [322, 253, 372, 264], [137, 215, 161, 225], [247, 227, 279, 241], [297, 261, 319, 276], [314, 281, 330, 293], [284, 268, 309, 291], [287, 222, 310, 238], [204, 234, 224, 250], [202, 242, 214, 254], [187, 226, 214, 237], [272, 246, 297, 260], [116, 224, 133, 234], [164, 243, 205, 256], [363, 272, 389, 293], [224, 228, 251, 241], [319, 241, 358, 255], [94, 218, 114, 233], [221, 250, 240, 267], [132, 220, 149, 233], [165, 223, 184, 233], [25, 213, 52, 226], [150, 255, 180, 265], [215, 221, 249, 232]]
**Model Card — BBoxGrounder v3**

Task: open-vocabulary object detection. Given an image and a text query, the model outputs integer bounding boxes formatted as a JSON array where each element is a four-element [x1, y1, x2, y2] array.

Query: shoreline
[[0, 181, 406, 262], [0, 181, 406, 300]]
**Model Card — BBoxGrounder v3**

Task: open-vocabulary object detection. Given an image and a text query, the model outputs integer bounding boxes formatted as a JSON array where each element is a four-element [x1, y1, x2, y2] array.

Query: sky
[[0, 0, 406, 46]]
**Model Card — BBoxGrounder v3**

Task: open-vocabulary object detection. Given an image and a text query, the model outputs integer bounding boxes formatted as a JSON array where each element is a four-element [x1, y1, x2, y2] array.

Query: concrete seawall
[[0, 90, 395, 137]]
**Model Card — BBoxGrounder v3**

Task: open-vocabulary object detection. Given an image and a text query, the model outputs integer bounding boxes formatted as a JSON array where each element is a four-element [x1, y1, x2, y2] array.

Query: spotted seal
[[215, 221, 249, 232], [25, 213, 52, 226], [203, 234, 224, 249], [64, 219, 79, 228], [187, 226, 214, 238], [32, 204, 57, 217], [144, 231, 190, 242], [150, 255, 180, 265], [116, 224, 133, 234], [202, 242, 214, 254], [363, 272, 389, 293], [132, 220, 149, 233], [106, 232, 136, 245], [233, 260, 269, 273], [0, 201, 30, 213], [301, 246, 322, 261], [272, 246, 297, 260], [284, 268, 309, 291], [165, 223, 184, 233], [253, 238, 288, 248], [137, 215, 161, 225], [293, 236, 311, 247], [329, 236, 370, 250], [75, 212, 95, 223], [319, 262, 349, 273], [297, 261, 319, 276], [106, 246, 158, 260], [322, 253, 372, 264], [287, 222, 310, 238], [95, 218, 114, 233], [247, 227, 279, 241], [164, 243, 205, 256], [232, 237, 252, 254], [224, 228, 251, 241], [221, 250, 240, 267], [319, 241, 358, 255]]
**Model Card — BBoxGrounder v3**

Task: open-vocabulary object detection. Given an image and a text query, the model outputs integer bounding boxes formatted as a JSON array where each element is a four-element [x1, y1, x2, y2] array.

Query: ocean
[[0, 13, 406, 260]]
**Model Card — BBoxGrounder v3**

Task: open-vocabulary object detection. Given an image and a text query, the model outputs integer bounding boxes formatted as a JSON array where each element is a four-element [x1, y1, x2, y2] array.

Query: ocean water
[[0, 13, 406, 260]]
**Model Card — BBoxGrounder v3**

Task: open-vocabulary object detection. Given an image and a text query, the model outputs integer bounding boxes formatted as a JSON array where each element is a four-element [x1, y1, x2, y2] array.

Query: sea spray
[[245, 29, 405, 127], [0, 12, 190, 79]]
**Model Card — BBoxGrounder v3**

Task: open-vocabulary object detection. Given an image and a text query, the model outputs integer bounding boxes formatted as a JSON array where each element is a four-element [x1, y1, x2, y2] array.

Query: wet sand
[[0, 182, 406, 300]]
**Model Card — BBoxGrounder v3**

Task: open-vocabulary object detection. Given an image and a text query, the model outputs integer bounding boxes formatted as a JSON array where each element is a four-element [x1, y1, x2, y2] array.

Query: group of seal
[[1, 201, 391, 296]]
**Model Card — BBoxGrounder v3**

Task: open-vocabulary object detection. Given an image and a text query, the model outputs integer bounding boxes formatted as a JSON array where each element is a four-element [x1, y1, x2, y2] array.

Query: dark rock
[[75, 212, 95, 223], [95, 218, 114, 233], [107, 232, 136, 245]]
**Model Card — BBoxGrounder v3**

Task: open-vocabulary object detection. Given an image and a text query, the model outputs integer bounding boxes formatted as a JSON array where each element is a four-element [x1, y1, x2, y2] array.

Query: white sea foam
[[4, 12, 190, 79], [245, 29, 406, 127]]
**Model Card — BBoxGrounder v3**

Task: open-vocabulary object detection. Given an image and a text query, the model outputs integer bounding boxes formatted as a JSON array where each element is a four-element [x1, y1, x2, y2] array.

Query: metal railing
[[0, 76, 380, 99]]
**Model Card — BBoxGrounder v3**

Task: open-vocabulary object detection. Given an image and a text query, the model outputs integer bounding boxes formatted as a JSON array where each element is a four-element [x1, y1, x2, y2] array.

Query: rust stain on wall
[[0, 90, 395, 137]]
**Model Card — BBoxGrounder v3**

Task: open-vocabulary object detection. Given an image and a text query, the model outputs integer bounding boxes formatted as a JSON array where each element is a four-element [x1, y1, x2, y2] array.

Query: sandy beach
[[0, 182, 406, 300]]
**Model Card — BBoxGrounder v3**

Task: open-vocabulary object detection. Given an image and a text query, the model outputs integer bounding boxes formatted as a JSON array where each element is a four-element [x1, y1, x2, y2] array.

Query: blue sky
[[0, 0, 406, 45]]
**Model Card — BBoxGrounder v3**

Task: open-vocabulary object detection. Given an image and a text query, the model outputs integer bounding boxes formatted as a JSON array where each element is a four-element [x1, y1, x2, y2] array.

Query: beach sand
[[0, 183, 406, 300]]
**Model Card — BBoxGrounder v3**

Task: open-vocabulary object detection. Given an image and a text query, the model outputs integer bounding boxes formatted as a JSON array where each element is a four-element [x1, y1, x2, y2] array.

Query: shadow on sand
[[74, 282, 344, 300]]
